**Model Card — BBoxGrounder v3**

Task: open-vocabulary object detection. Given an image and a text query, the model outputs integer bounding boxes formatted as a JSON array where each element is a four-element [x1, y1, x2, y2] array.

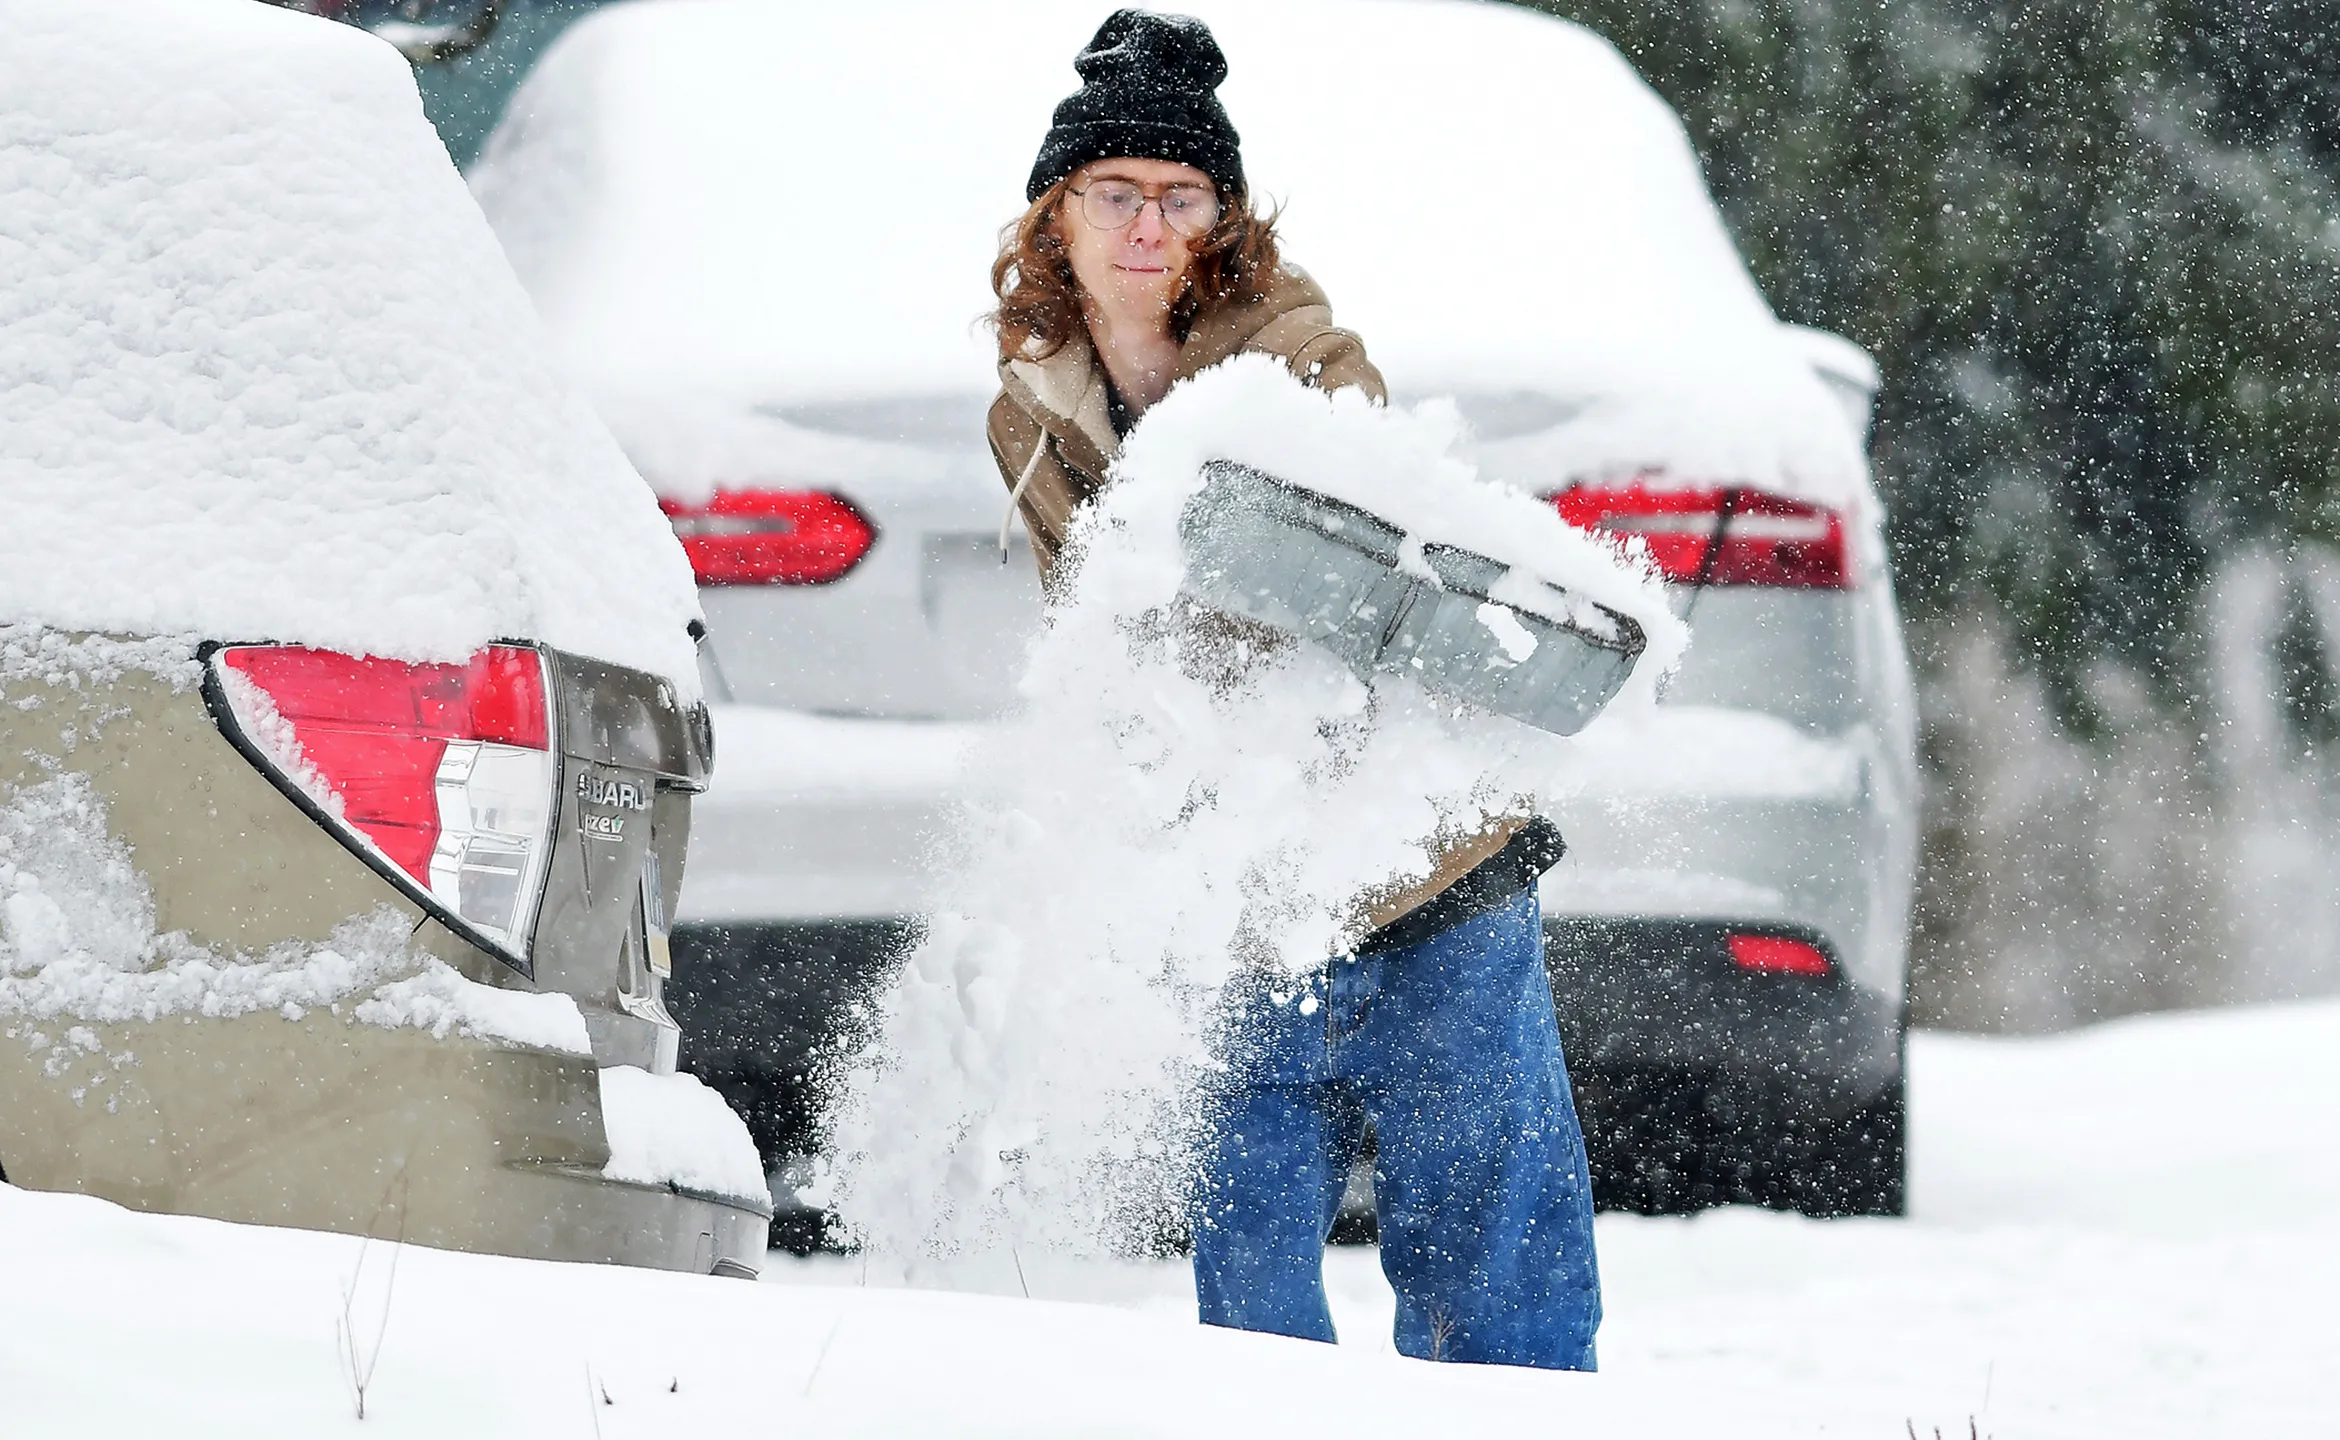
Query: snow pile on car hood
[[474, 0, 1869, 510], [0, 773, 589, 1057], [821, 361, 1679, 1261], [0, 0, 701, 689]]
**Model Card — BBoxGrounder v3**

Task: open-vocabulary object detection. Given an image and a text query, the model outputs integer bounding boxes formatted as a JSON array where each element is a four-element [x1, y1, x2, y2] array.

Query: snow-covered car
[[473, 0, 1917, 1228], [0, 0, 767, 1274], [1529, 357, 1918, 1215]]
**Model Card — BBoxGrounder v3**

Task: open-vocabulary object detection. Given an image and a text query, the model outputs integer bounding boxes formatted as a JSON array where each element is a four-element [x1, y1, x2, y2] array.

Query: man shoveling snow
[[822, 7, 1681, 1373]]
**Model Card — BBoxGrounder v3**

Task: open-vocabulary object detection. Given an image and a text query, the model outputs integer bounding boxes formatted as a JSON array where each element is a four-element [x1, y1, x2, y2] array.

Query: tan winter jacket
[[987, 267, 1383, 578], [984, 267, 1529, 938]]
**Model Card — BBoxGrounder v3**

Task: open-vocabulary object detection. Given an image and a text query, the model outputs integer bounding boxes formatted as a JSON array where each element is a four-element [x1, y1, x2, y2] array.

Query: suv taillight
[[206, 643, 558, 970], [1728, 933, 1835, 978], [1550, 484, 1852, 589], [659, 488, 876, 585]]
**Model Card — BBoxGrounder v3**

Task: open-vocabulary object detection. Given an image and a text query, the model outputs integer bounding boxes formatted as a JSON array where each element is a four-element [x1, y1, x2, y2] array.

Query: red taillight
[[1550, 484, 1851, 589], [210, 644, 558, 966], [1728, 933, 1835, 978], [460, 645, 550, 749], [659, 489, 876, 586]]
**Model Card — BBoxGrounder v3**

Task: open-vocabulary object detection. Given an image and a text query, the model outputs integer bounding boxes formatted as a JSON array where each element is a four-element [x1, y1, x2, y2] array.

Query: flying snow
[[818, 360, 1682, 1263]]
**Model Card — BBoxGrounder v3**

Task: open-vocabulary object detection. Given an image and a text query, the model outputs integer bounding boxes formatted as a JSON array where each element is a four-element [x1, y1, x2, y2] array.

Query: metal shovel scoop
[[1178, 460, 1646, 736]]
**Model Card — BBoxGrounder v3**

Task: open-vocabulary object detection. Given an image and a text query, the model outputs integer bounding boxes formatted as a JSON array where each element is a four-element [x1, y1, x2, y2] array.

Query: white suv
[[475, 0, 1917, 1235]]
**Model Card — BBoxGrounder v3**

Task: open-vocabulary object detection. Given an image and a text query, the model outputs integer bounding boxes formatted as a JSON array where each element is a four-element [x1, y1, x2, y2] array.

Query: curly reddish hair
[[989, 176, 1282, 363]]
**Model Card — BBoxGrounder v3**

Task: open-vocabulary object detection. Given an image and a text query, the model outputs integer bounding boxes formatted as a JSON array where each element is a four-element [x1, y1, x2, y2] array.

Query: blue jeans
[[1191, 887, 1600, 1370]]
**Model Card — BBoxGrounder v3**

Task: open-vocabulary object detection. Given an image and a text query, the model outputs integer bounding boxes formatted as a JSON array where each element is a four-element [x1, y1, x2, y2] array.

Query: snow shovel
[[1178, 460, 1646, 736]]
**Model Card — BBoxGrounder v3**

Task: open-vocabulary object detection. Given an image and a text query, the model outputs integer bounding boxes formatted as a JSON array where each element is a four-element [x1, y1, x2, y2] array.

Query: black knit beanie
[[1027, 9, 1245, 203]]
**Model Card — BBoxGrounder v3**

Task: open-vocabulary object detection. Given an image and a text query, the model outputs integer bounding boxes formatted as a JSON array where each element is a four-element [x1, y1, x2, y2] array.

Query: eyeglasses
[[1066, 179, 1223, 238]]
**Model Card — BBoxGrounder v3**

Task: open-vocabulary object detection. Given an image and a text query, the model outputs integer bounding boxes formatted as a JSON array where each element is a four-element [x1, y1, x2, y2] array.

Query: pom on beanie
[[1027, 9, 1245, 202]]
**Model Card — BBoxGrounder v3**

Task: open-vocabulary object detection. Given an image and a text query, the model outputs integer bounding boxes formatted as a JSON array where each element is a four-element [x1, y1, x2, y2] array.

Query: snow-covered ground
[[5, 999, 2333, 1436]]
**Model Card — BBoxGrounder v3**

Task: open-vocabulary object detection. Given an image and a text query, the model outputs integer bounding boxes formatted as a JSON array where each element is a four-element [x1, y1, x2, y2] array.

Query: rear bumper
[[0, 1008, 769, 1278], [1545, 915, 1902, 1115], [1545, 914, 1905, 1216]]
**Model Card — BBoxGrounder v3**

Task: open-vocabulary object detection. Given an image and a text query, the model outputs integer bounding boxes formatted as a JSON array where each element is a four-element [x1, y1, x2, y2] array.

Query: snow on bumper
[[599, 1063, 768, 1207], [0, 1003, 767, 1276]]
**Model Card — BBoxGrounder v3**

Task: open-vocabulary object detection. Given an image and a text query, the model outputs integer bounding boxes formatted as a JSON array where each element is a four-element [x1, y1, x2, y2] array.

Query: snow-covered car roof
[[474, 0, 1870, 508], [0, 0, 703, 689]]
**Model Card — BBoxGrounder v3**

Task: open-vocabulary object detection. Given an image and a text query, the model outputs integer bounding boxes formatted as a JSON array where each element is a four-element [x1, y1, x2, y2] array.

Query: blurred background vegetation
[[1514, 0, 2340, 1028], [372, 0, 2340, 1031]]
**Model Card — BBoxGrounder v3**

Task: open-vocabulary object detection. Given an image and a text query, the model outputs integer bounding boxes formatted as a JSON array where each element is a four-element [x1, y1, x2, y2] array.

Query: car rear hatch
[[1522, 474, 1917, 995]]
